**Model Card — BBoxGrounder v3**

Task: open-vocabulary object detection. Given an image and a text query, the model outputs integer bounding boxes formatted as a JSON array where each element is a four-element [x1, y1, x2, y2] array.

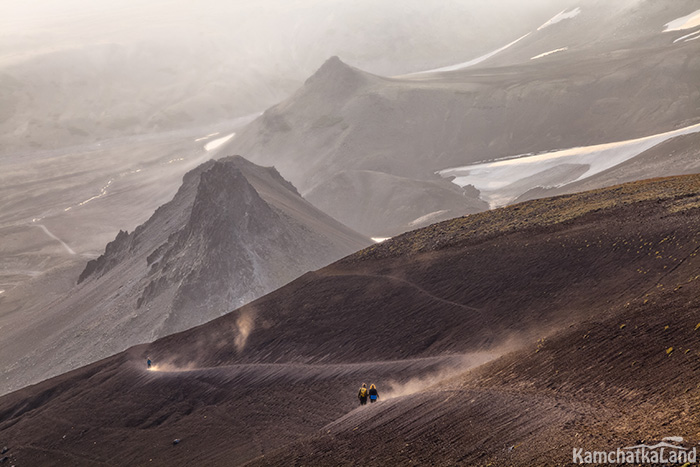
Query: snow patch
[[371, 237, 391, 243], [673, 30, 700, 43], [204, 133, 235, 151], [538, 7, 581, 30], [531, 47, 568, 60], [408, 210, 449, 227], [408, 33, 531, 74], [665, 9, 700, 31], [195, 132, 220, 142], [439, 121, 700, 208]]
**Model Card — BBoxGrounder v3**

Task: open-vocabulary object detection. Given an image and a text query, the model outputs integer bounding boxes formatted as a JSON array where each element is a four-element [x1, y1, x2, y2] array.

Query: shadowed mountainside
[[304, 169, 487, 237], [3, 175, 700, 465]]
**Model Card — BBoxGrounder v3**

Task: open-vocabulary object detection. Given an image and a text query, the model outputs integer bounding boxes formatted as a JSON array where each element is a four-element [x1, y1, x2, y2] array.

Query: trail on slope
[[34, 224, 76, 255], [325, 272, 495, 340]]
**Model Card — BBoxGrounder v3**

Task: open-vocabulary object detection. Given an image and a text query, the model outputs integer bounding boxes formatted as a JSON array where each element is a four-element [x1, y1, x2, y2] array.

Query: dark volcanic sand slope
[[146, 175, 700, 367], [4, 175, 700, 465], [256, 244, 700, 466]]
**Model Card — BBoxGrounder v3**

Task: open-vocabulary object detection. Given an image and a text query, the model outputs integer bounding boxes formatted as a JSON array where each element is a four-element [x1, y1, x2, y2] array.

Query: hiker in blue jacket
[[368, 384, 379, 403]]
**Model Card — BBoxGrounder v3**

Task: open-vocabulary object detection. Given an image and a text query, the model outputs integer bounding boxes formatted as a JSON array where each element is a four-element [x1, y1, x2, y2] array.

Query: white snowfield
[[371, 237, 390, 243], [664, 9, 700, 31], [537, 7, 581, 30], [531, 47, 568, 60], [673, 30, 700, 43], [408, 210, 449, 227], [405, 6, 583, 76], [439, 121, 700, 208], [204, 132, 236, 151], [195, 132, 220, 142], [407, 33, 530, 75]]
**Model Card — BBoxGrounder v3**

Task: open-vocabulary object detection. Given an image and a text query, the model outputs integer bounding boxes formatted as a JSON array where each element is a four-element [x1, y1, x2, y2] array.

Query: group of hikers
[[357, 383, 379, 405]]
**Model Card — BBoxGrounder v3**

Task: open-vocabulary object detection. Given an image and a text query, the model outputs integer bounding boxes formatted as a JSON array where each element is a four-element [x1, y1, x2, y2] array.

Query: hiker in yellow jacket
[[358, 383, 368, 405]]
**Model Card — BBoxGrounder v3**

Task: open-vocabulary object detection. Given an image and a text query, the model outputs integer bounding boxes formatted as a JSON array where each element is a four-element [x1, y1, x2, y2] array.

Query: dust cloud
[[146, 361, 198, 373], [382, 337, 534, 400], [234, 311, 255, 352], [382, 352, 497, 400]]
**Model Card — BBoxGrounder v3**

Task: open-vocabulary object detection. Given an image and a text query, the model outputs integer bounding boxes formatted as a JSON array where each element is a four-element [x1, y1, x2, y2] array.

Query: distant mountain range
[[0, 0, 571, 154], [225, 0, 700, 234]]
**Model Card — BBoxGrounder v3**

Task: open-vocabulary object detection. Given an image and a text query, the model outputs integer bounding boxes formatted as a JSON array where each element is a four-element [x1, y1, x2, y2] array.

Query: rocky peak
[[219, 155, 301, 197], [183, 160, 277, 245], [301, 56, 376, 99]]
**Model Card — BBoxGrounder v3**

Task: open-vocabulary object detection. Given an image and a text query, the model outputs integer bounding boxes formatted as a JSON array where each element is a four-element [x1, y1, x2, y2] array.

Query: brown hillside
[[3, 175, 700, 465]]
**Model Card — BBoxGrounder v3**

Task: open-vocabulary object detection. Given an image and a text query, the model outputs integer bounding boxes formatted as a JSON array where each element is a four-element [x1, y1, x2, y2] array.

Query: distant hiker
[[368, 384, 379, 403], [147, 358, 152, 369], [358, 383, 368, 405]]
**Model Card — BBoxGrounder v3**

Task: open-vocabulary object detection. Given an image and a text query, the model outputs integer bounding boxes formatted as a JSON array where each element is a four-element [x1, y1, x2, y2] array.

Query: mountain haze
[[3, 1, 700, 465], [225, 1, 700, 233], [0, 0, 572, 154]]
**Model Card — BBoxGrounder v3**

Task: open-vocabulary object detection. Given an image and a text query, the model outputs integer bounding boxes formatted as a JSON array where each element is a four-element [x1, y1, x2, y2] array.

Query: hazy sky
[[0, 0, 576, 150]]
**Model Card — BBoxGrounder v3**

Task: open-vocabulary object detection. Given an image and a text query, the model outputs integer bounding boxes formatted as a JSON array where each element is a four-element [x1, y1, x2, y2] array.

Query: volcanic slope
[[225, 0, 700, 234], [4, 175, 700, 465], [0, 156, 369, 396]]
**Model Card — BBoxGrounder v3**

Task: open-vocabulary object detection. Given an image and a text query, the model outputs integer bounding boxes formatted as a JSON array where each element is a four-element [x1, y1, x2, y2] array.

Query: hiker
[[358, 383, 368, 405], [368, 383, 379, 403], [147, 357, 152, 369]]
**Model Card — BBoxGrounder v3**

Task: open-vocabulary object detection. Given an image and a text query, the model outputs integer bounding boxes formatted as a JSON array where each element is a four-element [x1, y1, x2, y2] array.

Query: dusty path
[[34, 224, 76, 255]]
